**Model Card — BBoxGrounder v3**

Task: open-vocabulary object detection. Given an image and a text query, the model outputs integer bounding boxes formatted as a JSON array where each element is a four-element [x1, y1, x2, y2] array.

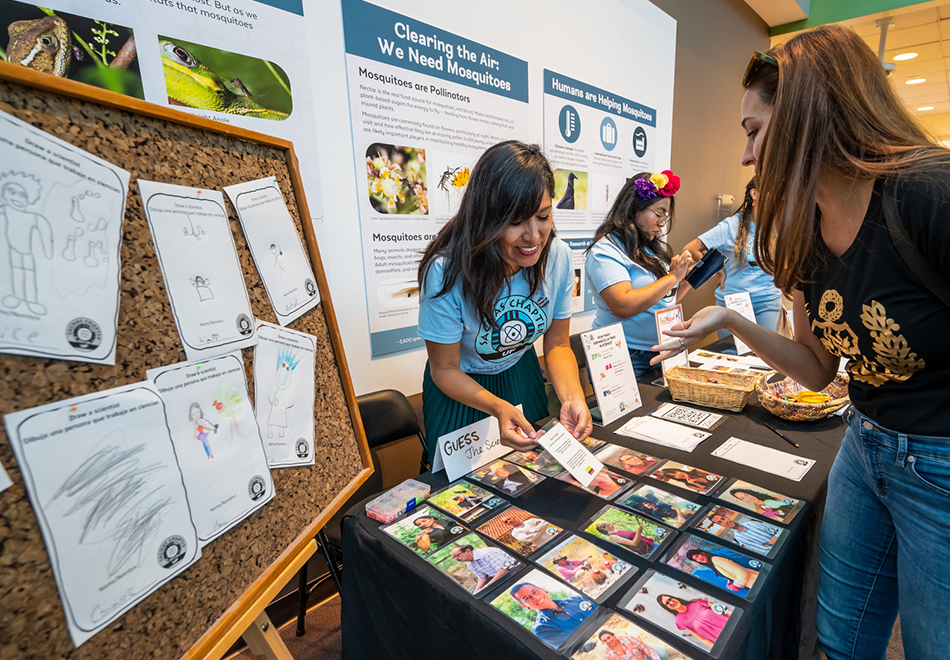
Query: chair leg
[[294, 560, 309, 637], [316, 529, 343, 594]]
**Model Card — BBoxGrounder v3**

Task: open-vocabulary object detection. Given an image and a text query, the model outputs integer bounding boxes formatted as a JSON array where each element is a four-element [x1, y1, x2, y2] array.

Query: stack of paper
[[615, 416, 711, 452]]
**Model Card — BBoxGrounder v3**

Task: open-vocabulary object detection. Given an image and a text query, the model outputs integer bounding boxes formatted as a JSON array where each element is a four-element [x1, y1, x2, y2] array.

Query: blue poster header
[[251, 0, 303, 16], [342, 0, 529, 103], [543, 69, 656, 128]]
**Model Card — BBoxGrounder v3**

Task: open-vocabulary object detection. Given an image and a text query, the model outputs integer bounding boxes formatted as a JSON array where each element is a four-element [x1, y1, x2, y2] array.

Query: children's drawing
[[1, 172, 53, 315], [189, 402, 218, 458], [213, 381, 246, 445], [266, 346, 299, 438], [183, 213, 205, 240], [270, 243, 285, 273], [190, 276, 214, 301]]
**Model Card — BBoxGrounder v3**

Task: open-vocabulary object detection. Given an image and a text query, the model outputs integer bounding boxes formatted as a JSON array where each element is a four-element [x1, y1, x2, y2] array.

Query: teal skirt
[[422, 351, 549, 464]]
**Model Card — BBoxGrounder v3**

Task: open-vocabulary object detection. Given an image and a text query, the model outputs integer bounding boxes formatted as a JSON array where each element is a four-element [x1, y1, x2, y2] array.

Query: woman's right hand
[[649, 305, 733, 365], [496, 402, 539, 451], [670, 249, 694, 282]]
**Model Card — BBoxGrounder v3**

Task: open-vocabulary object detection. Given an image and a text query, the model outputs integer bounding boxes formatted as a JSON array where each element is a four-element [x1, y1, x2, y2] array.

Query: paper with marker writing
[[581, 323, 642, 426], [712, 437, 815, 481], [616, 416, 710, 452], [432, 406, 519, 481], [223, 177, 320, 325], [723, 291, 756, 355], [535, 420, 603, 488], [654, 304, 689, 384], [2, 381, 200, 647]]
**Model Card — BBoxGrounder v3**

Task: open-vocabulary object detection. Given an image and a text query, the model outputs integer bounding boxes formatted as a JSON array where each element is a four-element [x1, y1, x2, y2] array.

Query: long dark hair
[[733, 178, 755, 267], [657, 595, 705, 615], [685, 549, 726, 578], [586, 173, 674, 279], [417, 141, 555, 328]]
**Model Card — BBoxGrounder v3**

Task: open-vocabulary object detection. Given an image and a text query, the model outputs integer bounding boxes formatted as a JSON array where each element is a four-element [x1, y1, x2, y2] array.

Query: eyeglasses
[[742, 51, 778, 88], [646, 207, 672, 226]]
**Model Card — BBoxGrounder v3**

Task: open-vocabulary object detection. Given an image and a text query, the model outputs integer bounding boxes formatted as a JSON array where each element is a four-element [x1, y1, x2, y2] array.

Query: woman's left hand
[[560, 398, 593, 441]]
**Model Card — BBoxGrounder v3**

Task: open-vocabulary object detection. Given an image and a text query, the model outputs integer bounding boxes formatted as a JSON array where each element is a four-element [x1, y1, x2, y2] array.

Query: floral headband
[[632, 170, 681, 200]]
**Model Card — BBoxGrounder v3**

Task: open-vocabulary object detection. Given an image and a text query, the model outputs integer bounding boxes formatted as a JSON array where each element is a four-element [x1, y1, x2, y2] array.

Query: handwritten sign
[[432, 406, 519, 481]]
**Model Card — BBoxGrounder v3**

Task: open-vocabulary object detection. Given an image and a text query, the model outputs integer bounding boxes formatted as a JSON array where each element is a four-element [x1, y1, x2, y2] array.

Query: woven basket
[[664, 366, 761, 413], [756, 373, 850, 421]]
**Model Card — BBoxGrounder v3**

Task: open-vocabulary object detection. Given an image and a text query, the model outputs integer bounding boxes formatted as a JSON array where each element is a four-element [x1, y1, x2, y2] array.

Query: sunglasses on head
[[742, 51, 778, 88]]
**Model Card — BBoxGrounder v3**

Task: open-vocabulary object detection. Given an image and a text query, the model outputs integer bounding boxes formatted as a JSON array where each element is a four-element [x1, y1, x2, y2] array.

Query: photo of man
[[426, 532, 519, 595]]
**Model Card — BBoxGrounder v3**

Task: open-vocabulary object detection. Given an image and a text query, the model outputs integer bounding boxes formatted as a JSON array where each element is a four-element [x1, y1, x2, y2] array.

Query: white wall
[[306, 0, 677, 396]]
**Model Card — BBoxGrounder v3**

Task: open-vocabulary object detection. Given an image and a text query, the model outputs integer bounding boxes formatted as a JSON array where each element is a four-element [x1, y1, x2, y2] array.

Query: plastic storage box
[[365, 478, 431, 523]]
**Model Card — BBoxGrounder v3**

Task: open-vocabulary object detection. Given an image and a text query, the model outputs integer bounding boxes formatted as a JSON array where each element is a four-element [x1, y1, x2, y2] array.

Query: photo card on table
[[559, 467, 634, 501], [505, 449, 566, 478], [618, 483, 702, 529], [713, 478, 805, 524], [488, 567, 597, 650], [582, 505, 674, 560], [593, 443, 664, 476], [476, 506, 563, 557], [662, 534, 772, 601], [569, 611, 698, 660], [536, 535, 636, 603], [381, 505, 468, 557], [468, 459, 544, 497], [426, 479, 507, 523], [426, 532, 520, 596], [647, 461, 724, 495], [617, 570, 743, 657], [691, 505, 789, 559]]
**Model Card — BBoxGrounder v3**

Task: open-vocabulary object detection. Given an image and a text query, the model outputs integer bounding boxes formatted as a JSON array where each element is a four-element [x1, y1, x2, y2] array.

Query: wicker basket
[[756, 373, 850, 421], [664, 366, 762, 413]]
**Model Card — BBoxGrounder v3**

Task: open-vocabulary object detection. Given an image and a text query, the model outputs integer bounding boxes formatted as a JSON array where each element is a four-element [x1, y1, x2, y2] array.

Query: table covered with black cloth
[[340, 370, 845, 660]]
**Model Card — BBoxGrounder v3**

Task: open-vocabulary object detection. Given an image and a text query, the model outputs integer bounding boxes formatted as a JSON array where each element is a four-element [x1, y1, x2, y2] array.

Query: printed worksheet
[[253, 320, 316, 467], [616, 416, 711, 452], [723, 292, 756, 355], [224, 178, 320, 325], [712, 437, 816, 481], [138, 180, 257, 360], [148, 352, 273, 545], [3, 382, 200, 647], [0, 110, 130, 364]]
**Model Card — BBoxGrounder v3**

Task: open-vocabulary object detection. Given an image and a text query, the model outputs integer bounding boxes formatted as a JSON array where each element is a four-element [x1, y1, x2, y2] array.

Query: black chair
[[295, 389, 426, 635]]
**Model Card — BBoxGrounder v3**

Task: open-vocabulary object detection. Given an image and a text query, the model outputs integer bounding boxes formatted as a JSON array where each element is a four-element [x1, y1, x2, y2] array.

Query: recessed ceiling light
[[906, 77, 927, 85], [918, 105, 935, 111], [893, 52, 918, 61]]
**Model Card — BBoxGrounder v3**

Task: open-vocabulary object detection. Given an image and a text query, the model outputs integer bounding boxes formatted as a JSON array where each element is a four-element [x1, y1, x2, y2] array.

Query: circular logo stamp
[[655, 528, 667, 537], [65, 317, 102, 351], [305, 279, 317, 297], [295, 438, 310, 459], [236, 313, 253, 336], [579, 601, 593, 612], [749, 560, 763, 569], [248, 475, 267, 501], [711, 602, 728, 615], [450, 526, 464, 534], [613, 561, 628, 573], [488, 497, 503, 507], [546, 527, 558, 536], [158, 535, 187, 568], [503, 559, 515, 569]]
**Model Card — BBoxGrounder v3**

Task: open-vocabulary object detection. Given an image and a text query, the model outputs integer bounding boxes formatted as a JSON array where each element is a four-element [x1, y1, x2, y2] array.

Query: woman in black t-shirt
[[651, 26, 950, 660]]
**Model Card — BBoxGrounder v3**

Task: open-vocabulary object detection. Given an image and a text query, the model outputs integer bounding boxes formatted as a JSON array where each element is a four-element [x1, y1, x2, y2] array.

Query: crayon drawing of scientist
[[267, 347, 299, 438], [189, 402, 219, 459], [0, 173, 53, 315]]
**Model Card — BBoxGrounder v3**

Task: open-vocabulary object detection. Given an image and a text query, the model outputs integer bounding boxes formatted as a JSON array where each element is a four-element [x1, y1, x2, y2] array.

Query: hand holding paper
[[559, 397, 593, 440], [497, 401, 538, 450], [650, 305, 733, 365]]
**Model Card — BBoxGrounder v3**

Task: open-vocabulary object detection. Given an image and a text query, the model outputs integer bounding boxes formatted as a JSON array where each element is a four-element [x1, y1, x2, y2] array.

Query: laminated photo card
[[536, 535, 635, 602], [691, 505, 789, 559]]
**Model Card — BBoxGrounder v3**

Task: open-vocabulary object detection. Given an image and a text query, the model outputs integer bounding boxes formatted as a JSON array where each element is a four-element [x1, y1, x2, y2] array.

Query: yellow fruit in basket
[[796, 390, 830, 404]]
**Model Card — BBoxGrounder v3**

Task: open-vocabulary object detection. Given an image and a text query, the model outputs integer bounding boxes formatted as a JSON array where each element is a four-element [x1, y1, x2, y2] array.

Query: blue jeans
[[627, 348, 656, 376], [817, 410, 950, 659]]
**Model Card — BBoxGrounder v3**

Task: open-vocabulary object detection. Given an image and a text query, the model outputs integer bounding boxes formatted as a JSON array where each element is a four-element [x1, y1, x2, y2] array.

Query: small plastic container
[[365, 478, 431, 523]]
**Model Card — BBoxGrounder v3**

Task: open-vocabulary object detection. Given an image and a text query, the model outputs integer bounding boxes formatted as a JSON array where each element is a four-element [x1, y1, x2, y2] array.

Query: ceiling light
[[906, 77, 927, 85], [893, 52, 918, 61], [918, 105, 935, 111]]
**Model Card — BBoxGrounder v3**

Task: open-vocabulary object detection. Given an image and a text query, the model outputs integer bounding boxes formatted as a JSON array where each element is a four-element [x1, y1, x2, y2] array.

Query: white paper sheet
[[536, 421, 604, 488], [137, 180, 257, 360], [654, 305, 689, 383], [223, 178, 320, 325], [3, 382, 200, 646], [651, 403, 724, 430], [712, 437, 815, 481], [0, 110, 130, 364], [431, 409, 514, 481], [615, 416, 711, 452], [148, 353, 273, 545], [253, 320, 316, 468], [723, 291, 756, 355]]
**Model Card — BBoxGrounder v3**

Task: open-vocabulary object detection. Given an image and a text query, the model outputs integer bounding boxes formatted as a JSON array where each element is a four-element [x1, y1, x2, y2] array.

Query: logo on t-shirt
[[475, 295, 547, 362]]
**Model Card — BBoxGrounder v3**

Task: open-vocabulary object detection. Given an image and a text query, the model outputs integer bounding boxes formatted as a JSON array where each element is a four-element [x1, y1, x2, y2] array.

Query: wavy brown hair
[[417, 141, 555, 328], [745, 25, 950, 293], [733, 177, 756, 267]]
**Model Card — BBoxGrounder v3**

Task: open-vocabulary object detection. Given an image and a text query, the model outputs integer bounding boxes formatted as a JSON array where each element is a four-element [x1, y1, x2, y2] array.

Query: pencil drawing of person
[[0, 173, 53, 315]]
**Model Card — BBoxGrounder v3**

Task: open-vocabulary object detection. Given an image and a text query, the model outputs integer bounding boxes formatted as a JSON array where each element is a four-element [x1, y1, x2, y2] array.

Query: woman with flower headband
[[584, 171, 693, 373], [652, 26, 950, 659], [418, 141, 592, 463]]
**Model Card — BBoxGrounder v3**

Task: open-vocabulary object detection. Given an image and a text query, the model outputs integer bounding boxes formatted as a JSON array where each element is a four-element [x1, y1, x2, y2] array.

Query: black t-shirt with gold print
[[801, 174, 950, 436]]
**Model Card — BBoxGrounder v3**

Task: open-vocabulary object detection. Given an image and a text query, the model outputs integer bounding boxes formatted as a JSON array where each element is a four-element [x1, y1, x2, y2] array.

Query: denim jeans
[[817, 409, 950, 659], [627, 348, 656, 376]]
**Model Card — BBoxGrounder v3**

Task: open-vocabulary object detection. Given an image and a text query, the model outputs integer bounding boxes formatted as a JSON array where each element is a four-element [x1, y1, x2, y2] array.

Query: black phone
[[684, 247, 727, 289]]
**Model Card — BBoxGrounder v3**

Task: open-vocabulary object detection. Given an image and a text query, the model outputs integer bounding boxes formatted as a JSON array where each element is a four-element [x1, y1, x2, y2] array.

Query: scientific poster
[[0, 0, 324, 219], [253, 320, 316, 467], [224, 177, 320, 326], [149, 352, 274, 545], [138, 180, 257, 360], [563, 237, 596, 314], [0, 110, 130, 364], [3, 382, 200, 646], [340, 0, 530, 356], [543, 70, 657, 229]]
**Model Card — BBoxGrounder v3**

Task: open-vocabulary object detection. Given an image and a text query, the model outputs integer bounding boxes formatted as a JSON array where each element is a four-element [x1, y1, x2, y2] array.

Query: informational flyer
[[543, 69, 656, 230], [253, 320, 316, 468], [138, 180, 257, 360], [0, 0, 324, 219], [0, 110, 130, 365], [149, 352, 274, 545], [340, 0, 530, 356], [724, 291, 756, 355], [535, 420, 603, 489], [3, 382, 200, 647], [581, 323, 642, 425], [654, 304, 689, 383], [224, 177, 319, 325]]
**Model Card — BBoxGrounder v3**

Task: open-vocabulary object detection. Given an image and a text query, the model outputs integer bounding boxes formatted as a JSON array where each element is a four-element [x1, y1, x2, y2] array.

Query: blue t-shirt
[[698, 212, 780, 306], [418, 237, 573, 375], [585, 236, 676, 351]]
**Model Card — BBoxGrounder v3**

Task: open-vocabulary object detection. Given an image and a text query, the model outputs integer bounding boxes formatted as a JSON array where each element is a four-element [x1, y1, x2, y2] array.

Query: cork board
[[0, 65, 371, 660]]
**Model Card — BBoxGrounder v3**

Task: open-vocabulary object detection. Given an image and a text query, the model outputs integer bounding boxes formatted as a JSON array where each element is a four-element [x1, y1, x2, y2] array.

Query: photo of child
[[537, 535, 634, 601]]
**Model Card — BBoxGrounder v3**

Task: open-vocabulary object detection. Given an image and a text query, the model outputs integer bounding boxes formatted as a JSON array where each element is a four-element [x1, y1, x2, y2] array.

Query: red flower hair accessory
[[658, 170, 680, 197]]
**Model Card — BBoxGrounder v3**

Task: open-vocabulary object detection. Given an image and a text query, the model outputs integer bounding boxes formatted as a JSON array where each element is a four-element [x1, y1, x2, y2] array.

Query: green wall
[[771, 0, 925, 36]]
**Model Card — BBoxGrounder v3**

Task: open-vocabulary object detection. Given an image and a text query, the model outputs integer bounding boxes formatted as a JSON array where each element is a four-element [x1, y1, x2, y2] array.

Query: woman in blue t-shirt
[[417, 141, 592, 462], [685, 178, 782, 335], [584, 172, 694, 374]]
